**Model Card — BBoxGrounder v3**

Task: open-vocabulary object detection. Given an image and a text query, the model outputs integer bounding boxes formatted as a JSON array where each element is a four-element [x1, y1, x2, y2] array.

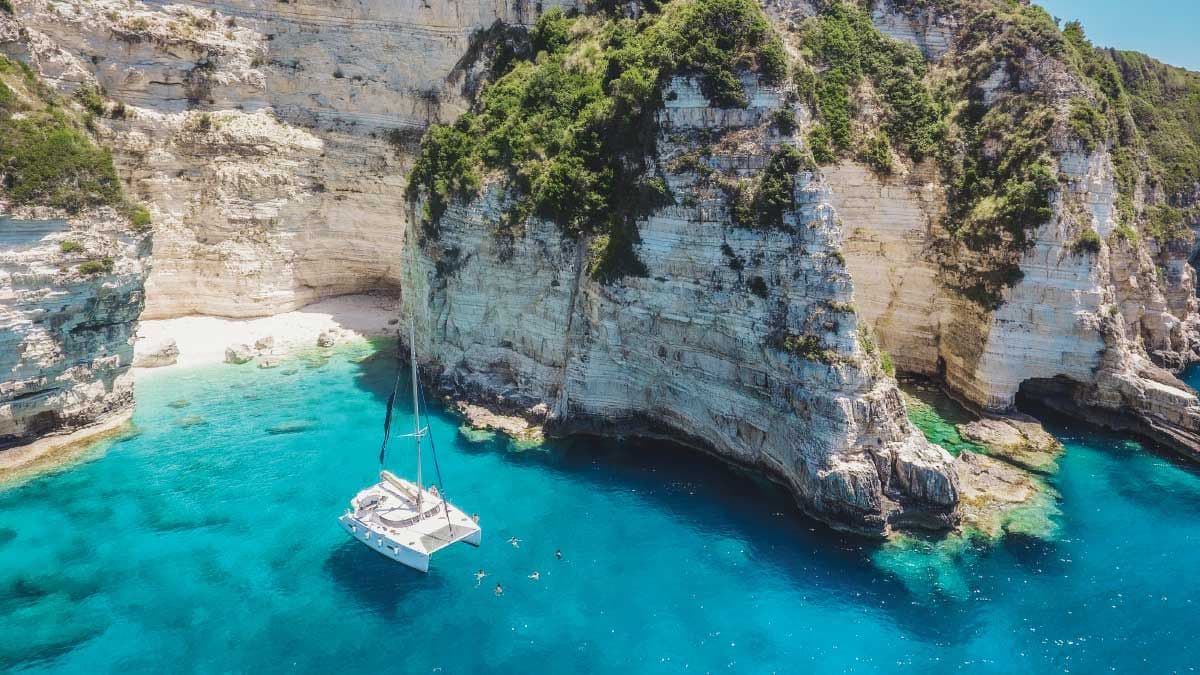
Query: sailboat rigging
[[338, 314, 481, 572]]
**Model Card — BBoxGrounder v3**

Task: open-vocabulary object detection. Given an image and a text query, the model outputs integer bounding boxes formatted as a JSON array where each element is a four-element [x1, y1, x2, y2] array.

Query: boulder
[[133, 337, 179, 368], [316, 331, 336, 348], [254, 336, 275, 351], [224, 344, 254, 364]]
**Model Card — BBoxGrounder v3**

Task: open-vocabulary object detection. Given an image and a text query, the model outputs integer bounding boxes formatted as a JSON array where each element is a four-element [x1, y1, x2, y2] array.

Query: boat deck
[[349, 472, 480, 555]]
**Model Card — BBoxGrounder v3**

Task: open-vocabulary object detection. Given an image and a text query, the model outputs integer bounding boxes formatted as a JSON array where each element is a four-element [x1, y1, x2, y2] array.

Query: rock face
[[3, 0, 573, 318], [826, 4, 1200, 463], [402, 76, 959, 534], [0, 211, 149, 450]]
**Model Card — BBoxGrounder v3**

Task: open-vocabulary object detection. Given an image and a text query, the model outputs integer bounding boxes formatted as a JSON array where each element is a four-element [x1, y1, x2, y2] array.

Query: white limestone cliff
[[0, 209, 149, 453], [4, 0, 573, 318], [400, 76, 960, 534]]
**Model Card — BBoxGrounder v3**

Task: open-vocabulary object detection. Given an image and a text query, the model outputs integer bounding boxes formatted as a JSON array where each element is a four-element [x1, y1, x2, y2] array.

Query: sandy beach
[[134, 293, 400, 374]]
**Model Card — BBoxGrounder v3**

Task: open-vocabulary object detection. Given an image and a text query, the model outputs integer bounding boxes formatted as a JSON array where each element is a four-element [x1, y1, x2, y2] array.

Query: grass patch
[[78, 257, 114, 275], [59, 240, 83, 253]]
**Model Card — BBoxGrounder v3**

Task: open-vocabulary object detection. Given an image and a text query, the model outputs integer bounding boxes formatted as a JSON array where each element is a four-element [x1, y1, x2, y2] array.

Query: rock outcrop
[[821, 2, 1200, 463], [402, 76, 960, 534], [132, 336, 179, 368], [0, 211, 149, 451]]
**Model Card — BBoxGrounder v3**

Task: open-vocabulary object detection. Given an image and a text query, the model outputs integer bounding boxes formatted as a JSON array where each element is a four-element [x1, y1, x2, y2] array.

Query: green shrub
[[880, 350, 895, 377], [59, 240, 83, 253], [0, 109, 124, 212], [1144, 205, 1190, 243], [128, 204, 152, 231], [770, 108, 797, 135], [1112, 222, 1139, 244], [749, 145, 807, 229], [0, 81, 14, 110], [75, 85, 106, 116], [78, 257, 114, 275], [798, 2, 942, 161], [530, 7, 572, 56], [862, 132, 892, 174], [1072, 229, 1101, 256], [773, 332, 837, 363], [0, 0, 12, 16], [1068, 98, 1108, 151], [808, 124, 834, 165]]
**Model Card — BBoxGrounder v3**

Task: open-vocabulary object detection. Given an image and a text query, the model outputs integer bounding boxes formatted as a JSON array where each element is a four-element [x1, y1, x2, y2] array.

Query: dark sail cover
[[378, 390, 396, 465]]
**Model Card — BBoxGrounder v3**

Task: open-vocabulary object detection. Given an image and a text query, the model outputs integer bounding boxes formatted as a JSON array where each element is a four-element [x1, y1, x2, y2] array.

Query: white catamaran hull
[[339, 512, 433, 572]]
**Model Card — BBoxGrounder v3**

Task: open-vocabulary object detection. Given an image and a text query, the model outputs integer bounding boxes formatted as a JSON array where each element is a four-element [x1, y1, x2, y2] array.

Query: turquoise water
[[2, 345, 1200, 673]]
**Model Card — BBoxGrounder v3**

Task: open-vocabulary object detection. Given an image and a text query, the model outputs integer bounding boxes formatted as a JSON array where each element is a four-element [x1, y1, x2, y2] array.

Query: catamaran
[[338, 316, 481, 572]]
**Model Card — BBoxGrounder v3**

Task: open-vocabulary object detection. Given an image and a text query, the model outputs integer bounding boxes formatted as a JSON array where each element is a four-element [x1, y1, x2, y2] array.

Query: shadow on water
[[323, 540, 448, 617], [1016, 390, 1200, 500], [341, 341, 1002, 642]]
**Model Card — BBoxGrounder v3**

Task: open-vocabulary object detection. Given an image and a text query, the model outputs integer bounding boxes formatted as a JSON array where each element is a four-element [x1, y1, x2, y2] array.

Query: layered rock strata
[[0, 211, 149, 452], [402, 77, 960, 534], [3, 0, 572, 318]]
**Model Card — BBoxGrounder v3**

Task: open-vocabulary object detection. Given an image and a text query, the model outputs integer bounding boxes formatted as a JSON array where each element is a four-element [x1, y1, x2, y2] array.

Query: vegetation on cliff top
[[406, 0, 786, 282], [1060, 24, 1200, 244], [0, 56, 148, 225], [794, 1, 942, 166]]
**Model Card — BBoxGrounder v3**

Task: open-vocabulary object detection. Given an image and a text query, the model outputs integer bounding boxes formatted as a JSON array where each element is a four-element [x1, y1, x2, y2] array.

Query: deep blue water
[[1, 344, 1199, 673]]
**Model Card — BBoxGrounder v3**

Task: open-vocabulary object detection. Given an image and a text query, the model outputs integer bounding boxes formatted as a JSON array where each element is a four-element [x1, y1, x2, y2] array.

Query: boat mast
[[410, 314, 423, 517]]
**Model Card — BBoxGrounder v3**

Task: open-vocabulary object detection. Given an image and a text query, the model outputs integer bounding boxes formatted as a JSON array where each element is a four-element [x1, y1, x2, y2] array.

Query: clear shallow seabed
[[1, 343, 1198, 673]]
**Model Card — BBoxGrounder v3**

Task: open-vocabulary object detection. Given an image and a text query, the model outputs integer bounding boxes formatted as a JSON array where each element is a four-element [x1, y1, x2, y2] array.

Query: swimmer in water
[[494, 583, 504, 596], [555, 549, 563, 560], [475, 569, 486, 587], [508, 537, 521, 548], [528, 571, 540, 581]]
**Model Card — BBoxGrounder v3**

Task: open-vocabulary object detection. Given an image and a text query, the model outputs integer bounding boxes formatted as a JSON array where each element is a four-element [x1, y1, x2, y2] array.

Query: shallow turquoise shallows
[[2, 345, 1200, 673]]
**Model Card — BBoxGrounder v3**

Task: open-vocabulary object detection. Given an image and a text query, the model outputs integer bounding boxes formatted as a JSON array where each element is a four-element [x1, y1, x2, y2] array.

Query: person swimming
[[508, 537, 521, 548], [494, 583, 504, 596], [475, 569, 486, 587], [528, 571, 540, 581], [555, 549, 563, 560]]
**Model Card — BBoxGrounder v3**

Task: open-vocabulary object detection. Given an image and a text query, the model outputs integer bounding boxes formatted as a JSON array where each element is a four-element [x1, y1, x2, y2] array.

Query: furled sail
[[379, 388, 396, 465]]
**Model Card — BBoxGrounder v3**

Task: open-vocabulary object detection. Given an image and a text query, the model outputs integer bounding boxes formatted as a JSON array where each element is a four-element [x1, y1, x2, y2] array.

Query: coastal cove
[[1, 343, 1198, 672]]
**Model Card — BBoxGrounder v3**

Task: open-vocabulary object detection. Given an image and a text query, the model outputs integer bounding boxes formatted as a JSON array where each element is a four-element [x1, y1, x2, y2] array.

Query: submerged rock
[[458, 425, 498, 444], [174, 415, 207, 428], [265, 419, 317, 435], [953, 451, 1060, 540], [167, 399, 190, 409], [456, 402, 545, 449], [957, 415, 1062, 473]]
